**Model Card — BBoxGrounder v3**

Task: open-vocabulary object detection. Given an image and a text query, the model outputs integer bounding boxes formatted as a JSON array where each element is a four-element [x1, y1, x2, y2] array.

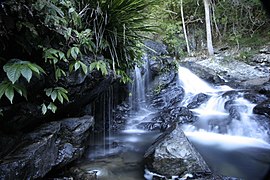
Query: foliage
[[42, 87, 69, 114], [0, 80, 27, 104], [0, 0, 154, 116], [148, 0, 270, 54], [3, 59, 45, 84]]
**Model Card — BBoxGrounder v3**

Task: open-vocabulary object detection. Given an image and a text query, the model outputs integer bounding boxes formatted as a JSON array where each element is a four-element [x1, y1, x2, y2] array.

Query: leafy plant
[[3, 59, 45, 84], [89, 60, 108, 76], [42, 87, 69, 114], [44, 87, 69, 104], [0, 80, 27, 104]]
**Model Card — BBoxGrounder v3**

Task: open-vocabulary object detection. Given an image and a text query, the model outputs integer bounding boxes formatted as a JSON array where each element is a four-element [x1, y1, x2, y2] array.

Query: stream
[[75, 65, 270, 180]]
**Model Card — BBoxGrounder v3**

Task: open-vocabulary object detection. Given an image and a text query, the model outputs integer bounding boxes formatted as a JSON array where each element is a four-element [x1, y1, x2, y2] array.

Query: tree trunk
[[180, 0, 190, 55], [203, 0, 214, 56]]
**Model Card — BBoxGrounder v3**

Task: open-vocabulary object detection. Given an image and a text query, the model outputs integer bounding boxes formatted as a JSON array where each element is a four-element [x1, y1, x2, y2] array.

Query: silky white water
[[178, 66, 270, 179], [79, 59, 160, 180]]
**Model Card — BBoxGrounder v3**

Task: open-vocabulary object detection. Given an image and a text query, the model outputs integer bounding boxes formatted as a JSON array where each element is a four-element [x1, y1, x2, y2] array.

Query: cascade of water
[[178, 66, 215, 94], [124, 56, 153, 132], [178, 66, 270, 179], [129, 56, 151, 112], [178, 66, 269, 139]]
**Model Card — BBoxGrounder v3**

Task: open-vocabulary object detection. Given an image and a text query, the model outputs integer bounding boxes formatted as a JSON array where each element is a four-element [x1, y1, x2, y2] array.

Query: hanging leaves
[[0, 80, 27, 104], [3, 59, 45, 84]]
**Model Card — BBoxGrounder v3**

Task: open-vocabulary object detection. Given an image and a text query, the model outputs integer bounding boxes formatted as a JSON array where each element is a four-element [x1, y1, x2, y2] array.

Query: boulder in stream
[[144, 123, 213, 179]]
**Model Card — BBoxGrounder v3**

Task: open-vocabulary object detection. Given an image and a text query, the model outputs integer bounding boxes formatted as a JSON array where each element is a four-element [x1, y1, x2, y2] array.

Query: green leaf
[[0, 81, 9, 99], [13, 85, 22, 96], [55, 87, 68, 93], [48, 102, 57, 113], [80, 61, 88, 74], [5, 64, 21, 84], [61, 92, 69, 102], [45, 88, 53, 97], [5, 86, 14, 104], [21, 68, 32, 82], [89, 62, 96, 72], [101, 65, 108, 75], [41, 103, 47, 115], [57, 91, 63, 104], [51, 91, 57, 102], [74, 61, 80, 71], [71, 47, 80, 60], [69, 64, 74, 72]]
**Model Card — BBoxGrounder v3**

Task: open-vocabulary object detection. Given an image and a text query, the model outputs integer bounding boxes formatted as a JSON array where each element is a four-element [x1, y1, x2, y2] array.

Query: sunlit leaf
[[51, 91, 57, 102], [21, 68, 32, 82], [41, 103, 47, 115], [5, 86, 14, 104]]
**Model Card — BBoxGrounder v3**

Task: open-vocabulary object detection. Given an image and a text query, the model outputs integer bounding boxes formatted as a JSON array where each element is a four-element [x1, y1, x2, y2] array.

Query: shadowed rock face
[[0, 115, 94, 180], [144, 123, 212, 178]]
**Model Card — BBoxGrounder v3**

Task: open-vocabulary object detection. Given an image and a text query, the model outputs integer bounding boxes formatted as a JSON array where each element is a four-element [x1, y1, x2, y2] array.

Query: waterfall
[[129, 55, 151, 111], [124, 56, 153, 133], [178, 66, 270, 180]]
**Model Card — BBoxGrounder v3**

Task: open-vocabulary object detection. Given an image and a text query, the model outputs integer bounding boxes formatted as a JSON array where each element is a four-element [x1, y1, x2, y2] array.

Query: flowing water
[[178, 66, 270, 180], [77, 64, 270, 180], [77, 59, 160, 180]]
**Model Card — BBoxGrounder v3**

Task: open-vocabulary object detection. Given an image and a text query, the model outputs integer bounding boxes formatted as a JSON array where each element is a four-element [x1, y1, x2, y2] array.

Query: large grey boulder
[[144, 123, 212, 179], [0, 115, 94, 180]]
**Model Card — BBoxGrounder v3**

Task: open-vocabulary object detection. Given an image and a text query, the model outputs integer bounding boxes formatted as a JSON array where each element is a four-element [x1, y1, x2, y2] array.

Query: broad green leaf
[[0, 81, 9, 99], [41, 103, 47, 115], [21, 68, 32, 82], [58, 51, 65, 60], [67, 48, 72, 58], [48, 102, 57, 113], [13, 85, 22, 96], [80, 62, 88, 74], [5, 86, 14, 104], [51, 91, 57, 102], [5, 64, 21, 84], [45, 88, 53, 97], [69, 64, 74, 72], [28, 64, 40, 74], [74, 61, 80, 71], [71, 47, 80, 60], [89, 62, 96, 71]]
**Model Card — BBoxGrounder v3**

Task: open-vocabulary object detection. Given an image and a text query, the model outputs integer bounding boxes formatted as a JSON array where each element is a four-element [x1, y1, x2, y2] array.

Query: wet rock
[[243, 92, 268, 104], [0, 122, 61, 179], [187, 93, 209, 109], [259, 82, 270, 97], [150, 75, 184, 110], [253, 100, 270, 117], [0, 115, 94, 179], [69, 167, 97, 180], [144, 123, 212, 178]]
